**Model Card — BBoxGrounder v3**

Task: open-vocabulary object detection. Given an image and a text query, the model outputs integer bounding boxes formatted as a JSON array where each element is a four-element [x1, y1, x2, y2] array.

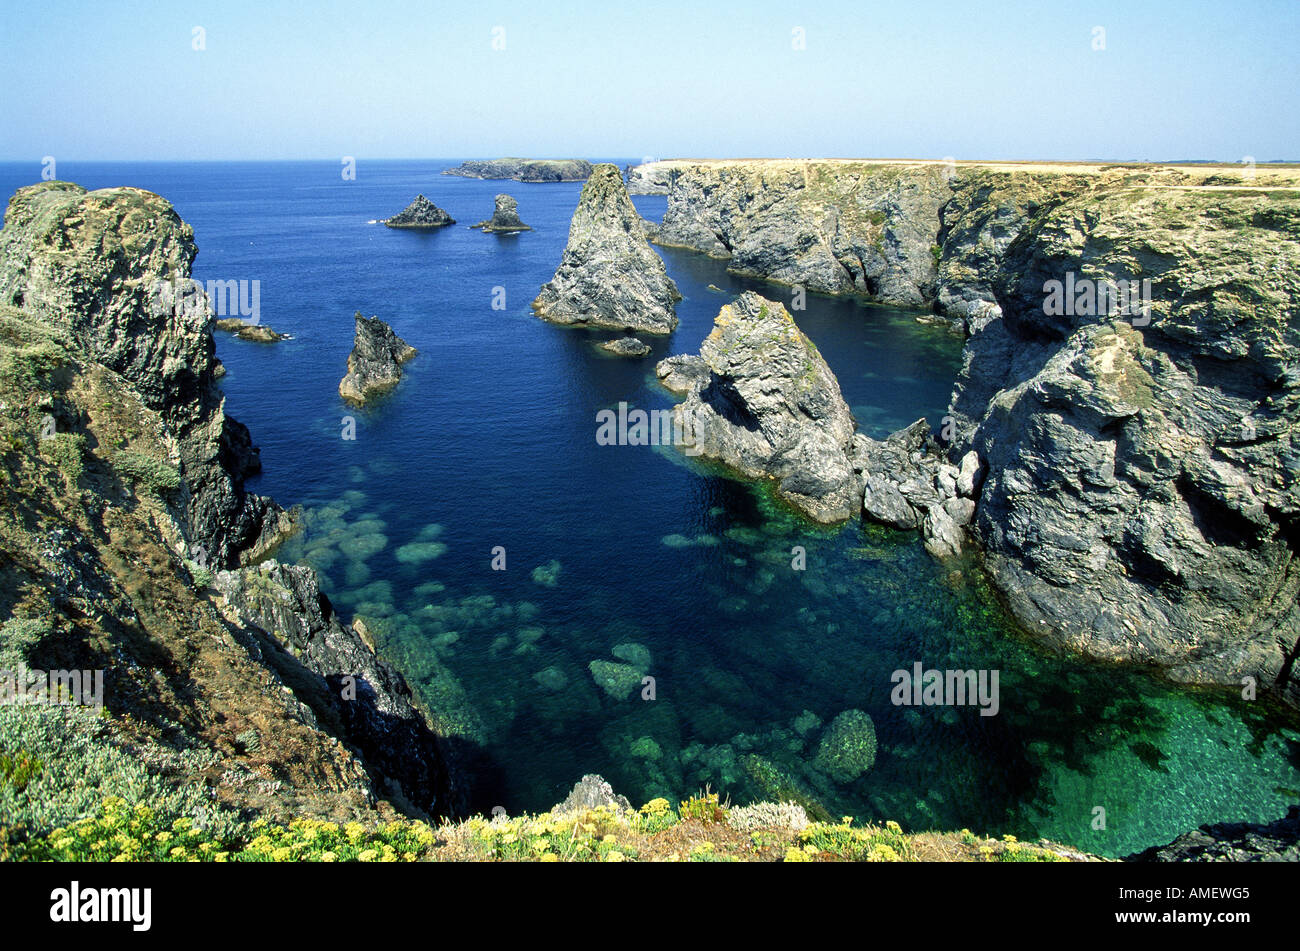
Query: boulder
[[599, 336, 651, 358]]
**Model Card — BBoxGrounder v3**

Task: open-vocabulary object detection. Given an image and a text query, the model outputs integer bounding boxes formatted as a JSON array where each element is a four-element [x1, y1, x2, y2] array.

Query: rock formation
[[215, 317, 288, 342], [339, 312, 417, 404], [443, 158, 593, 182], [1127, 806, 1300, 862], [383, 194, 455, 229], [471, 194, 531, 233], [0, 181, 456, 822], [0, 182, 292, 567], [640, 158, 1300, 706], [532, 163, 681, 334], [625, 163, 672, 195], [657, 291, 859, 523], [853, 420, 984, 559], [951, 185, 1300, 703], [598, 336, 651, 358]]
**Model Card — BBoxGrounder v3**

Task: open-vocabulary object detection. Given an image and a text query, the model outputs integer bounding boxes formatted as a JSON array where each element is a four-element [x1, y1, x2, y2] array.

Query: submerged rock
[[588, 660, 644, 700], [813, 709, 877, 783], [471, 193, 532, 233], [339, 312, 417, 405], [215, 317, 288, 342], [532, 163, 681, 334], [658, 291, 859, 523], [598, 336, 651, 358], [383, 194, 455, 229]]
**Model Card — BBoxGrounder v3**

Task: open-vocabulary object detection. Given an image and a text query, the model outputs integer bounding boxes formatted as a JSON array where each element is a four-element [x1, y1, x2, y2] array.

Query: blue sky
[[1, 0, 1296, 161]]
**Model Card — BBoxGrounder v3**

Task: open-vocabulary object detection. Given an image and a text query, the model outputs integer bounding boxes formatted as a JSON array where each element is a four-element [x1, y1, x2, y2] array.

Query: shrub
[[112, 452, 181, 496], [0, 617, 49, 668], [726, 800, 809, 833], [0, 706, 241, 848], [679, 790, 727, 824], [39, 432, 85, 488]]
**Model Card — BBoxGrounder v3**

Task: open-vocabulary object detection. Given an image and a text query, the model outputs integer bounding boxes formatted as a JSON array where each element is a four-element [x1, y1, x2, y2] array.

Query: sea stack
[[383, 194, 455, 229], [657, 291, 858, 523], [471, 194, 532, 233], [339, 312, 417, 404], [532, 163, 681, 334]]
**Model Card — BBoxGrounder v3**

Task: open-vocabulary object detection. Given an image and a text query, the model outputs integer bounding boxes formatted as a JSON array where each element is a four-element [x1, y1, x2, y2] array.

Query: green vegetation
[[112, 451, 181, 496], [0, 706, 242, 856], [39, 432, 85, 488], [5, 784, 1083, 862]]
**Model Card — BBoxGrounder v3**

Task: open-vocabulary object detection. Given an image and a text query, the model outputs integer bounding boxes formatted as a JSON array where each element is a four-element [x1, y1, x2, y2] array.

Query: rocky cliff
[[443, 158, 593, 182], [637, 160, 1300, 705], [0, 182, 293, 568], [0, 182, 455, 837], [532, 163, 681, 334]]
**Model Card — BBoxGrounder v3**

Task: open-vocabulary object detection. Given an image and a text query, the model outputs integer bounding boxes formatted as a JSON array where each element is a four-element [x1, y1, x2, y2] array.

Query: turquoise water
[[2, 160, 1296, 856]]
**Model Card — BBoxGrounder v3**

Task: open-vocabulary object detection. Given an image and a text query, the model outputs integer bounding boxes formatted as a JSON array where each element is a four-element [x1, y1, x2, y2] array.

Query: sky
[[1, 0, 1296, 162]]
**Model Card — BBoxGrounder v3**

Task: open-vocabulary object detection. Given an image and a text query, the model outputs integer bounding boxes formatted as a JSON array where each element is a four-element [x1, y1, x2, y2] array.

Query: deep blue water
[[3, 160, 1297, 856]]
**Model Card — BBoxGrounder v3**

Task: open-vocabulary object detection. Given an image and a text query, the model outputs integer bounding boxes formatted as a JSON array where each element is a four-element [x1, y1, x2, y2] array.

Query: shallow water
[[3, 159, 1296, 856]]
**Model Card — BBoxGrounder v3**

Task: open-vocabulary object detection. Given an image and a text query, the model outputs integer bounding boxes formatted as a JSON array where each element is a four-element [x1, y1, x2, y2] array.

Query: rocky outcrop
[[339, 312, 417, 405], [598, 336, 651, 358], [949, 185, 1300, 703], [532, 163, 681, 334], [0, 181, 292, 568], [648, 160, 953, 306], [552, 774, 633, 815], [639, 159, 1300, 705], [1127, 806, 1300, 862], [214, 562, 454, 816], [443, 158, 593, 182], [215, 317, 288, 342], [658, 291, 859, 523], [853, 420, 984, 559], [471, 194, 531, 233], [383, 194, 455, 229], [0, 181, 458, 826]]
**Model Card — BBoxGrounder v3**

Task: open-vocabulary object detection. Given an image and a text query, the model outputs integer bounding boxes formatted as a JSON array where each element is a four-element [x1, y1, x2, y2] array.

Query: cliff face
[[0, 182, 291, 568], [0, 182, 455, 829], [960, 186, 1300, 700], [637, 160, 1300, 704]]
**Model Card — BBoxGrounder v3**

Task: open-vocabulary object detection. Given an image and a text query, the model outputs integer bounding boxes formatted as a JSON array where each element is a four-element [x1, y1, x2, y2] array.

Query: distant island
[[443, 158, 594, 182]]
